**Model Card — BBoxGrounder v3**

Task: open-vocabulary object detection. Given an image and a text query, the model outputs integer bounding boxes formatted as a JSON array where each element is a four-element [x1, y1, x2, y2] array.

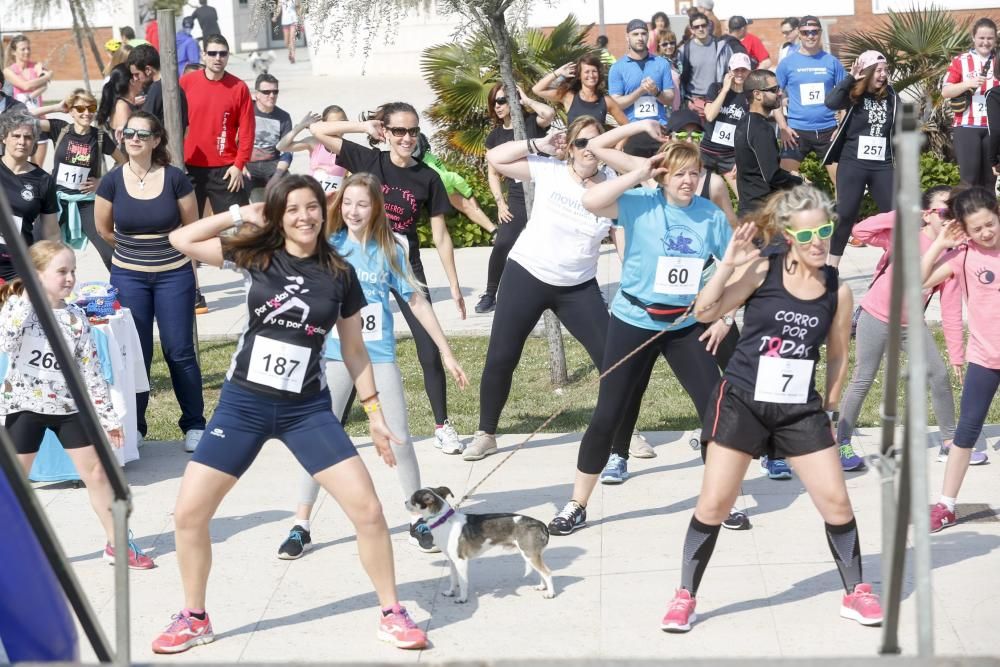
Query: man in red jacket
[[180, 33, 254, 215]]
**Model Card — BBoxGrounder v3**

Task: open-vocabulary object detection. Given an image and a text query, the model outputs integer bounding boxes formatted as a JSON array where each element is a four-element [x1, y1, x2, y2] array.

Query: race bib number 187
[[246, 335, 310, 394]]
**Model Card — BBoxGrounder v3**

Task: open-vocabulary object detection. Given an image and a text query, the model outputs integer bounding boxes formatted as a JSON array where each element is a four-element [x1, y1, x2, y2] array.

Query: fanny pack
[[622, 291, 690, 323]]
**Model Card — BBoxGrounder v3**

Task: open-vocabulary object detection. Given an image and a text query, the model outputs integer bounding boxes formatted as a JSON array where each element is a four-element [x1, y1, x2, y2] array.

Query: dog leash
[[454, 302, 700, 509]]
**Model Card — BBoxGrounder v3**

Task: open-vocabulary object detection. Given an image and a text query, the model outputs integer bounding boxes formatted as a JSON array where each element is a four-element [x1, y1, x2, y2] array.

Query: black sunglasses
[[755, 85, 781, 94], [660, 41, 676, 47], [385, 126, 420, 138], [799, 29, 820, 37], [205, 49, 229, 57], [122, 128, 154, 140], [572, 137, 590, 149], [257, 89, 279, 96], [691, 23, 708, 29], [495, 97, 509, 105]]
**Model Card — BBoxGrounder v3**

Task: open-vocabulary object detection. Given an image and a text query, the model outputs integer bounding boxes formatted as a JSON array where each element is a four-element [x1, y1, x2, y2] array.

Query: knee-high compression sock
[[825, 518, 862, 593], [680, 516, 720, 596]]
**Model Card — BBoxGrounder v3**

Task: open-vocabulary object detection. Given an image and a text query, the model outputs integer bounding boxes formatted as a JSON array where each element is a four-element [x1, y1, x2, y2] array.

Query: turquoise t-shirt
[[611, 189, 732, 331], [323, 230, 415, 363]]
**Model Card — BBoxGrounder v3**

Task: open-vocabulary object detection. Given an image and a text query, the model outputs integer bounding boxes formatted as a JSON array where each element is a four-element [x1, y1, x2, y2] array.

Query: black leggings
[[394, 261, 448, 425], [953, 126, 996, 190], [61, 200, 113, 270], [830, 161, 894, 257], [577, 315, 721, 475], [485, 196, 528, 298], [478, 260, 640, 447]]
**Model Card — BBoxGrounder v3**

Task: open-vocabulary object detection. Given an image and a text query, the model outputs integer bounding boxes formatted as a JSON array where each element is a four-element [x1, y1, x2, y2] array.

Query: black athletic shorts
[[188, 164, 250, 215], [702, 379, 834, 459], [700, 147, 736, 174], [6, 411, 91, 454], [779, 126, 836, 162]]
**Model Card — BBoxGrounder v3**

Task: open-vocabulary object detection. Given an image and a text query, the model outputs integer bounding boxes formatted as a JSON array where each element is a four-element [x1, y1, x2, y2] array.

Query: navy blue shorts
[[191, 381, 358, 478]]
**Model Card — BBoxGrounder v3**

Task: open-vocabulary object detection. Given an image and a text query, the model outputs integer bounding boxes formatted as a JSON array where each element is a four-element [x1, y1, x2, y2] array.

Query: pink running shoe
[[151, 611, 214, 654], [930, 502, 957, 533], [377, 605, 428, 649], [103, 540, 155, 570], [841, 583, 883, 626], [661, 588, 697, 632]]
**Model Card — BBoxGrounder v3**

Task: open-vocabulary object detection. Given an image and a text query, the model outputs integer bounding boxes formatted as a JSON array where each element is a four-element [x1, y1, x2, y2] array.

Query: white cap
[[729, 53, 752, 71]]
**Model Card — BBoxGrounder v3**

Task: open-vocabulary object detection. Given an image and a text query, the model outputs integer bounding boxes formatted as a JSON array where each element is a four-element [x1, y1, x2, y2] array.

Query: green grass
[[145, 327, 999, 441]]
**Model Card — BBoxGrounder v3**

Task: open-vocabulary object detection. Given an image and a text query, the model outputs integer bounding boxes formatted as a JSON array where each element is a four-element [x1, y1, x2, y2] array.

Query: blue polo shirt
[[611, 189, 731, 332], [609, 55, 674, 123], [776, 50, 846, 131]]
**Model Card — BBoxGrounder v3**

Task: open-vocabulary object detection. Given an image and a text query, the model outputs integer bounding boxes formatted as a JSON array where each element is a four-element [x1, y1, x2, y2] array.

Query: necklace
[[570, 163, 600, 184], [127, 161, 151, 190]]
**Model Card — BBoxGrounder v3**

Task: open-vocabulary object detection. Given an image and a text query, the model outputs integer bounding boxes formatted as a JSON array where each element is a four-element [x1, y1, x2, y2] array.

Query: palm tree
[[837, 4, 972, 158], [421, 14, 594, 164]]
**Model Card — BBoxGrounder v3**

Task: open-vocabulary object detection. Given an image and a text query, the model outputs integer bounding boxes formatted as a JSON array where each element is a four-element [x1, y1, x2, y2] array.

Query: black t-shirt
[[141, 80, 189, 134], [251, 104, 293, 162], [701, 82, 748, 155], [724, 253, 839, 401], [336, 139, 451, 260], [0, 94, 27, 117], [484, 113, 547, 205], [191, 6, 220, 38], [840, 93, 894, 169], [48, 119, 116, 193], [0, 161, 58, 281], [224, 247, 366, 399]]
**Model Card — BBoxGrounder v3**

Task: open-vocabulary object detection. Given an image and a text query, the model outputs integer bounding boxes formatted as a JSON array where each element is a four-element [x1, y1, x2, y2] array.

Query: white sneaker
[[184, 429, 204, 454], [434, 420, 463, 454]]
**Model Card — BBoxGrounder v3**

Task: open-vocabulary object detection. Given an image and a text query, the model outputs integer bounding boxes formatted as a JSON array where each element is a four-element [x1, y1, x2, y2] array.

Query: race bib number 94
[[754, 356, 814, 404], [247, 335, 310, 393], [711, 122, 736, 147]]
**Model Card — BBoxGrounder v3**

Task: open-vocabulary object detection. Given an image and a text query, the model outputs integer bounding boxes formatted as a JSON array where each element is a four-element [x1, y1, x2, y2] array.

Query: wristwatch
[[721, 314, 734, 326], [229, 204, 243, 231]]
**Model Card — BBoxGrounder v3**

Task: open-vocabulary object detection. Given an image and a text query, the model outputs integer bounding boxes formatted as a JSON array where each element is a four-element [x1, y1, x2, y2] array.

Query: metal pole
[[598, 0, 606, 36], [897, 103, 934, 657], [112, 499, 131, 665], [0, 180, 130, 664]]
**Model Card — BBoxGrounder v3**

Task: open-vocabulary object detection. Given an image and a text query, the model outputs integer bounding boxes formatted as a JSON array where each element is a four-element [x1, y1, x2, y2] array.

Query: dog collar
[[428, 508, 455, 530]]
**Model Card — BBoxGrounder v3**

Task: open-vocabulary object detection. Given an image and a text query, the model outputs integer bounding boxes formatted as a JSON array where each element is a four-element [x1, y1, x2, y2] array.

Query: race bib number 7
[[754, 356, 814, 404], [247, 335, 309, 393]]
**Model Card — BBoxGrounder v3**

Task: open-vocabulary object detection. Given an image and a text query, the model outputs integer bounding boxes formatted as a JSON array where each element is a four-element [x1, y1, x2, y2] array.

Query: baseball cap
[[729, 53, 752, 71], [856, 50, 887, 71], [800, 15, 822, 28], [728, 16, 752, 31], [626, 19, 647, 34], [665, 108, 705, 134]]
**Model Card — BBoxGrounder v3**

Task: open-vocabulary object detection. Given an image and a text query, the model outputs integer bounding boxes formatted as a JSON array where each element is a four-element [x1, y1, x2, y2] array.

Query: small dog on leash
[[406, 487, 555, 603], [248, 50, 274, 76]]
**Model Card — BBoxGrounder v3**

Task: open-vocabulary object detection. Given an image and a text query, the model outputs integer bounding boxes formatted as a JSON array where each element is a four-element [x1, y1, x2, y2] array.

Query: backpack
[[720, 35, 758, 69]]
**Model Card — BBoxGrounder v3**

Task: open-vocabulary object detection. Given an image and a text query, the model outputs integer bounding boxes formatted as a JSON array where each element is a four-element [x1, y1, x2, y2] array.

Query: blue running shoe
[[599, 453, 629, 484], [766, 457, 793, 480], [840, 443, 866, 471]]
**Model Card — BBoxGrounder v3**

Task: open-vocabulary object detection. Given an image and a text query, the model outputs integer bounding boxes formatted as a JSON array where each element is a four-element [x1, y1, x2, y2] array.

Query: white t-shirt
[[280, 0, 298, 26], [507, 155, 615, 286]]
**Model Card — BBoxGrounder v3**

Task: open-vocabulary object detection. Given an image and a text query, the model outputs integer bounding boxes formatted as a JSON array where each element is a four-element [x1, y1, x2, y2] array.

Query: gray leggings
[[297, 361, 421, 510], [837, 309, 956, 443]]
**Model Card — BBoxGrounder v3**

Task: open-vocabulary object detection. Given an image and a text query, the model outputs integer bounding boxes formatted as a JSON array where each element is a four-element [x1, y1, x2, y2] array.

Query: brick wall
[[3, 28, 114, 86], [582, 0, 996, 69]]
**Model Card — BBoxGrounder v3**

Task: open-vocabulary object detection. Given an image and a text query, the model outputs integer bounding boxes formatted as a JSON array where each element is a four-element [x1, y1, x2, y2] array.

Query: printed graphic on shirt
[[252, 275, 328, 337], [383, 184, 420, 233], [216, 110, 231, 157], [864, 98, 888, 137], [252, 115, 283, 162], [662, 225, 704, 256], [753, 308, 822, 403]]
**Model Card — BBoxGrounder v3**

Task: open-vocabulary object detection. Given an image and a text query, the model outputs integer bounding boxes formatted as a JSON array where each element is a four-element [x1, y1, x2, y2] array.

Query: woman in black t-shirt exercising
[[151, 174, 429, 653], [309, 102, 467, 453]]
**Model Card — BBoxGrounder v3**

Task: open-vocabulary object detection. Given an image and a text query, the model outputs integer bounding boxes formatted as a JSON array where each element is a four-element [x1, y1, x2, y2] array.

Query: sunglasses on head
[[72, 104, 97, 113], [786, 221, 834, 244], [122, 128, 154, 140], [691, 23, 708, 30], [257, 88, 279, 96], [494, 97, 509, 106], [799, 29, 820, 37], [385, 126, 420, 138], [205, 49, 229, 57], [674, 130, 704, 141]]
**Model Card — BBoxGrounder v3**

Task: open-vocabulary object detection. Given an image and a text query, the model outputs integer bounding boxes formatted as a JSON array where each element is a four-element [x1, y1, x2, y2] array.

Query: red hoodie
[[180, 71, 255, 169], [145, 20, 160, 51]]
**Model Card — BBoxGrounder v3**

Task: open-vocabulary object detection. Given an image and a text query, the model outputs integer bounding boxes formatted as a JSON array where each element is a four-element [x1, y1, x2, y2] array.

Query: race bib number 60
[[247, 335, 309, 393], [754, 356, 814, 404], [654, 256, 702, 295]]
